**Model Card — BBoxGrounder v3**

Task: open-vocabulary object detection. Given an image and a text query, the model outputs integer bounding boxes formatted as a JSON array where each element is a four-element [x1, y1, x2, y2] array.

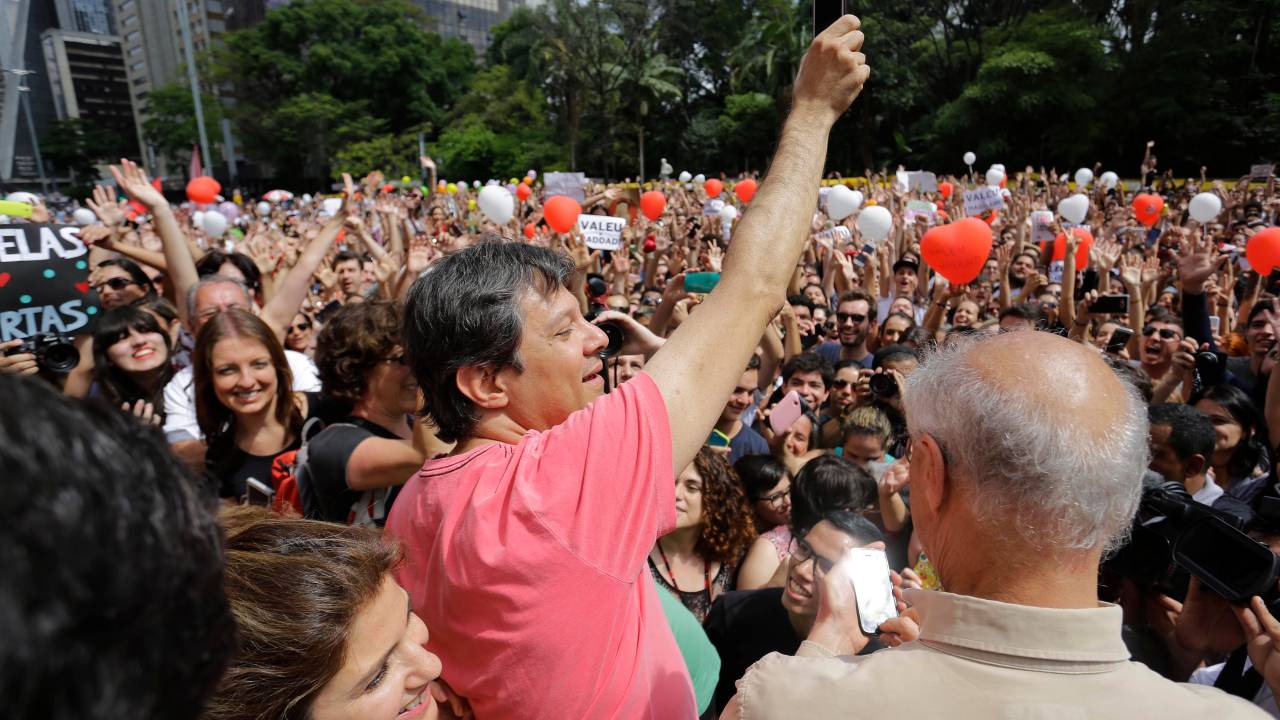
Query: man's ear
[[455, 365, 510, 411], [1186, 453, 1208, 478], [914, 433, 949, 515]]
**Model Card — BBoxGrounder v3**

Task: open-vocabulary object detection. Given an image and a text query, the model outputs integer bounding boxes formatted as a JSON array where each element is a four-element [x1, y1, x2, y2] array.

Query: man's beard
[[841, 329, 866, 348]]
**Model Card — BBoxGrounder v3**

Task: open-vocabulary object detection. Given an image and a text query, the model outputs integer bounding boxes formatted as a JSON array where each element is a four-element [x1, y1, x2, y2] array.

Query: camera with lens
[[4, 333, 80, 374], [584, 303, 625, 358], [868, 372, 899, 399], [1105, 474, 1279, 605], [1194, 349, 1228, 389]]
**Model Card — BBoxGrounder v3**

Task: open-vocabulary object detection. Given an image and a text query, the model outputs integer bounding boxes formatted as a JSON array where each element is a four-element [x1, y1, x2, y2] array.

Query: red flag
[[189, 144, 203, 180]]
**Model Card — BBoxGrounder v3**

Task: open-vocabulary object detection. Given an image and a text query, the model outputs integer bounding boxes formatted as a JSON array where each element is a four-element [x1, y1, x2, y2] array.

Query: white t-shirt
[[162, 349, 321, 442], [1191, 659, 1280, 717]]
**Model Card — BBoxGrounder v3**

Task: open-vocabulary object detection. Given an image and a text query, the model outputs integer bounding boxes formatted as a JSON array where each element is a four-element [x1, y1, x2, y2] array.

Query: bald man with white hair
[[723, 331, 1269, 719]]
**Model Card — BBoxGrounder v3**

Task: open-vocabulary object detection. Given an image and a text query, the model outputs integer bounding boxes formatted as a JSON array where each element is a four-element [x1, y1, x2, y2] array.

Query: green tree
[[433, 65, 563, 180], [141, 82, 224, 168], [40, 118, 121, 191], [214, 0, 474, 181]]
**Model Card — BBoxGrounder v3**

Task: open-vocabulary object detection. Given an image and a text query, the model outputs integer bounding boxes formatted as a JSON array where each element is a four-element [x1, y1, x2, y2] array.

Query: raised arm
[[111, 159, 199, 327], [641, 18, 869, 475], [261, 216, 343, 341]]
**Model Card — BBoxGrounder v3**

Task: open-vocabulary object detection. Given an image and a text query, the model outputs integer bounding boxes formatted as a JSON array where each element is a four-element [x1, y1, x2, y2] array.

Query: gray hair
[[901, 335, 1147, 553], [186, 274, 253, 320]]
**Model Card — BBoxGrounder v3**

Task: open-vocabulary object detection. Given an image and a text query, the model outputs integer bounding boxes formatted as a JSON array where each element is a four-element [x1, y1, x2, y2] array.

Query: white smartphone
[[843, 548, 898, 635], [1210, 316, 1221, 334]]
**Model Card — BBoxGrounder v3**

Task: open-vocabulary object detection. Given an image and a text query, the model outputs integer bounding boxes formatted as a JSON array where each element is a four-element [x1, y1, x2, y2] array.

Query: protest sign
[[0, 224, 99, 342], [1030, 210, 1056, 245], [905, 200, 937, 225], [1251, 164, 1276, 180], [814, 226, 852, 244], [577, 214, 626, 251], [544, 172, 586, 203], [908, 172, 938, 193], [963, 187, 1005, 216]]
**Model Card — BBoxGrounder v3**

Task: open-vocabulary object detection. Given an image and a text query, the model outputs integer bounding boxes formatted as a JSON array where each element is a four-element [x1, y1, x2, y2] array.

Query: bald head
[[902, 332, 1148, 553]]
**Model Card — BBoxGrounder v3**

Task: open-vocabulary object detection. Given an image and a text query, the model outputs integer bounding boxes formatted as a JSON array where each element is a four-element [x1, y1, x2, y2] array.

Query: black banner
[[0, 224, 100, 342]]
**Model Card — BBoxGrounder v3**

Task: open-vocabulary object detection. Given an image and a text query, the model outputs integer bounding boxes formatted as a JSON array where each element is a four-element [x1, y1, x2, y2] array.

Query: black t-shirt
[[207, 392, 349, 502], [302, 416, 404, 526]]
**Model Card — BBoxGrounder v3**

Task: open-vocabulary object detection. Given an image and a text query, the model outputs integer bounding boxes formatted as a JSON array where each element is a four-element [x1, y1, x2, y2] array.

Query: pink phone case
[[769, 391, 805, 436]]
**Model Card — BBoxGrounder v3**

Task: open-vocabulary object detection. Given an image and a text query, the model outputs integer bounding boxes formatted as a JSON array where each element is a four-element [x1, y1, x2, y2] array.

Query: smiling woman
[[205, 507, 451, 720]]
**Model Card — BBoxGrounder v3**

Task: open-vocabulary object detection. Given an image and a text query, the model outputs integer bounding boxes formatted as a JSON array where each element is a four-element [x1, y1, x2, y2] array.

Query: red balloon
[[382, 183, 395, 193], [938, 181, 953, 199], [921, 218, 992, 285], [1133, 193, 1164, 227], [704, 178, 723, 198], [643, 235, 657, 252], [523, 222, 536, 239], [734, 178, 757, 203], [640, 190, 666, 221], [186, 176, 220, 204], [543, 195, 582, 234], [999, 177, 1007, 189], [1052, 227, 1094, 267], [516, 183, 532, 202], [151, 178, 164, 193], [1247, 227, 1280, 274]]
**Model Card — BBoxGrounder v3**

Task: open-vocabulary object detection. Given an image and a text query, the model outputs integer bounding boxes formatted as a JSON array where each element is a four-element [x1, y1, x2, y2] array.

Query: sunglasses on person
[[836, 312, 867, 324], [1141, 326, 1181, 340], [832, 378, 853, 389], [91, 277, 140, 293], [289, 321, 312, 333]]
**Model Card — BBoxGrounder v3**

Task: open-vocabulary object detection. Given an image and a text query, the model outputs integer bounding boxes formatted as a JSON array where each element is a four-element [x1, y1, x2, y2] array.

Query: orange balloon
[[516, 183, 532, 201], [523, 176, 533, 185], [640, 190, 666, 221], [921, 218, 992, 285], [1051, 227, 1094, 267], [1247, 227, 1280, 274], [543, 195, 582, 234], [1133, 193, 1164, 227], [735, 178, 757, 203], [938, 181, 953, 199], [523, 222, 536, 239], [186, 176, 221, 204], [704, 178, 723, 198]]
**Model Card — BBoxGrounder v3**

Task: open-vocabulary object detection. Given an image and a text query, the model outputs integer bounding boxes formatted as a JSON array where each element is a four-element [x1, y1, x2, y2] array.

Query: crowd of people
[[9, 15, 1280, 720]]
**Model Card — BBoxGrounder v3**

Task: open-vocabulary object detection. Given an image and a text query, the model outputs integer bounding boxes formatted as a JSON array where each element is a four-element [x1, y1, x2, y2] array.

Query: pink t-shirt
[[386, 373, 696, 719]]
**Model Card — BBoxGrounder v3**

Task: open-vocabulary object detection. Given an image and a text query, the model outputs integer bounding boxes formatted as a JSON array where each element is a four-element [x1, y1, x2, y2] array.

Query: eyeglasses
[[290, 321, 312, 333], [1141, 326, 1181, 340], [836, 312, 867, 324], [789, 536, 834, 574], [756, 485, 790, 507], [91, 277, 139, 293], [832, 378, 851, 389]]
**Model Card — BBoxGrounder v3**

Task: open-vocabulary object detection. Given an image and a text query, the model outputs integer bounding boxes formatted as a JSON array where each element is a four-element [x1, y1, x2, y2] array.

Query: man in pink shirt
[[387, 17, 871, 719]]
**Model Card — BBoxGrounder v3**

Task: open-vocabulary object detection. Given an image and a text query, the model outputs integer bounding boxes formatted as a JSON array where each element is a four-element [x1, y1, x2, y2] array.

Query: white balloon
[[202, 210, 229, 238], [1058, 193, 1090, 225], [992, 163, 1005, 172], [4, 191, 38, 205], [1189, 192, 1223, 224], [302, 193, 313, 203], [527, 170, 537, 180], [472, 180, 482, 189], [477, 185, 515, 224], [678, 171, 692, 183], [322, 198, 343, 216], [719, 205, 739, 222], [826, 185, 863, 221], [963, 152, 976, 166], [693, 173, 706, 185], [985, 167, 1004, 188], [1100, 171, 1119, 189], [256, 201, 271, 217], [72, 208, 96, 225], [1074, 168, 1093, 188], [192, 210, 206, 229], [857, 205, 893, 242]]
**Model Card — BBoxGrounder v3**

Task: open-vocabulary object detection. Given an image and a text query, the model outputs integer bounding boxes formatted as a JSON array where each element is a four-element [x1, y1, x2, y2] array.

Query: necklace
[[655, 539, 712, 596]]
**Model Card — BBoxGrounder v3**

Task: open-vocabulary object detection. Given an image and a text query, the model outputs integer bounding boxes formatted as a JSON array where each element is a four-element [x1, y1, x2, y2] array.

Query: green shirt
[[656, 584, 721, 714]]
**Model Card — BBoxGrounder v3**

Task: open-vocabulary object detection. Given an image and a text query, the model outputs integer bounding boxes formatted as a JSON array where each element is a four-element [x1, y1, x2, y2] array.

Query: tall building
[[41, 29, 139, 160], [412, 0, 526, 55], [53, 0, 115, 34], [0, 0, 62, 187]]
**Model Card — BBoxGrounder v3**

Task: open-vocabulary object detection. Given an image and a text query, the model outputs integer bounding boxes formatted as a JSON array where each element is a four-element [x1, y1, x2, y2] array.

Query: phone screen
[[1089, 294, 1130, 315], [1105, 327, 1133, 354], [768, 391, 805, 436], [812, 0, 845, 36], [843, 548, 898, 634]]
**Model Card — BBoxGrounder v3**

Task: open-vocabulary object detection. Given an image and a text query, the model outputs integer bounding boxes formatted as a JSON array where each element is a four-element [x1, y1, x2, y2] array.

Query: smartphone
[[707, 429, 731, 448], [1089, 294, 1130, 315], [1210, 315, 1221, 334], [1080, 269, 1099, 295], [843, 548, 898, 634], [685, 271, 721, 294], [769, 390, 805, 436], [1175, 514, 1280, 604], [245, 477, 275, 506], [812, 0, 846, 36], [1105, 326, 1133, 355]]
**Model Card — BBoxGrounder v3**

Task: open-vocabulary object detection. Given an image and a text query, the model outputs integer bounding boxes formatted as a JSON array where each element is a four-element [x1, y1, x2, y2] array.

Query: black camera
[[584, 303, 624, 358], [868, 372, 899, 398], [1106, 475, 1279, 604], [1194, 350, 1228, 389], [4, 333, 80, 374]]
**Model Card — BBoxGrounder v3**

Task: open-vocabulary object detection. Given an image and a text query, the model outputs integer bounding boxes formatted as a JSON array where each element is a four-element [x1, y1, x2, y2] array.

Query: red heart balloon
[[704, 178, 723, 198], [640, 190, 666, 221], [938, 181, 953, 199], [921, 218, 992, 285], [1247, 227, 1280, 274], [543, 195, 582, 234], [1133, 193, 1164, 227], [1052, 228, 1094, 267], [734, 179, 757, 203], [186, 176, 221, 205]]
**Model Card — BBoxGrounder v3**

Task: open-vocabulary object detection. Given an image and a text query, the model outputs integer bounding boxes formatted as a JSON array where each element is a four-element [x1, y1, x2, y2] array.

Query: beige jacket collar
[[903, 589, 1131, 674]]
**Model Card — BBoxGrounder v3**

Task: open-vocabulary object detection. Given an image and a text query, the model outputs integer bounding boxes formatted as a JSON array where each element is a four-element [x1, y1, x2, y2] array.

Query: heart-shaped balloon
[[1074, 168, 1093, 188], [827, 185, 863, 221], [1057, 193, 1090, 225], [922, 218, 992, 285], [1133, 193, 1164, 227], [1051, 227, 1094, 267]]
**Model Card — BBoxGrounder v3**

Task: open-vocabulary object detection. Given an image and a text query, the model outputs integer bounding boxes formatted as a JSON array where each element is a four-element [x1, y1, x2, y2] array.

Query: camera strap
[[1212, 646, 1264, 701]]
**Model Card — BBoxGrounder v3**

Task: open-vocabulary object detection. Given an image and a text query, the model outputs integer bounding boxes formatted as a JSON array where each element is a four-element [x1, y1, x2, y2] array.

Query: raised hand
[[87, 184, 127, 226], [1091, 238, 1122, 271], [1178, 234, 1227, 293], [407, 234, 433, 275], [793, 15, 871, 124], [79, 224, 115, 249], [1118, 251, 1142, 289], [109, 158, 165, 210]]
